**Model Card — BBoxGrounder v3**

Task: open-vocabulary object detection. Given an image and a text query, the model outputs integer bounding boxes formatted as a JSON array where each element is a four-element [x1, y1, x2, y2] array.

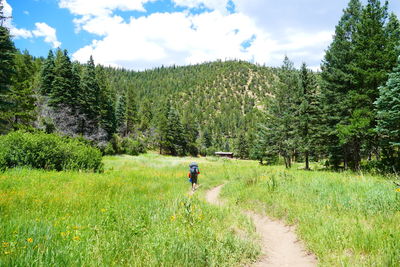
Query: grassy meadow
[[0, 154, 259, 266], [221, 164, 400, 266], [1, 153, 399, 266]]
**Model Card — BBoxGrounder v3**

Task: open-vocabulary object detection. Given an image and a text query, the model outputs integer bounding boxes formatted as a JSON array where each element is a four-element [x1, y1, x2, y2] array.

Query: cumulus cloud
[[58, 0, 334, 69], [4, 0, 61, 47], [10, 28, 33, 39], [32, 23, 61, 48], [172, 0, 230, 13], [58, 0, 155, 16]]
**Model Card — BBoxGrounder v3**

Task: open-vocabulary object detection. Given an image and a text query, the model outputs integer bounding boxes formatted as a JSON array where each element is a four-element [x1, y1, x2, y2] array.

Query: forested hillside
[[1, 0, 400, 173], [105, 61, 279, 156]]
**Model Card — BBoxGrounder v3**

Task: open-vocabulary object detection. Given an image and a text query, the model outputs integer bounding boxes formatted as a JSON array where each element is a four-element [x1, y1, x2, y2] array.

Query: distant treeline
[[0, 0, 399, 172]]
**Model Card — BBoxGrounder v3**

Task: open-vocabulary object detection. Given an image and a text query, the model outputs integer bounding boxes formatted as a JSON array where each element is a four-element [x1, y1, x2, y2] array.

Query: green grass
[[0, 154, 259, 266], [221, 164, 400, 266], [1, 154, 399, 266]]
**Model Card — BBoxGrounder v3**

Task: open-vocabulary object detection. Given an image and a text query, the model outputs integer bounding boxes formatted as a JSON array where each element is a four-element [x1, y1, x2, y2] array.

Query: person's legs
[[191, 176, 198, 191]]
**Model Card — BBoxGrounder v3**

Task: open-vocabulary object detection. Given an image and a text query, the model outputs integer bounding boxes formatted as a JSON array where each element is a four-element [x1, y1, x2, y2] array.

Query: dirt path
[[205, 185, 317, 267]]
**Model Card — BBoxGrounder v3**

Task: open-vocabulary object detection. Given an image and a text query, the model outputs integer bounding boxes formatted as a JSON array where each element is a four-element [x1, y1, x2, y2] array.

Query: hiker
[[189, 162, 200, 191]]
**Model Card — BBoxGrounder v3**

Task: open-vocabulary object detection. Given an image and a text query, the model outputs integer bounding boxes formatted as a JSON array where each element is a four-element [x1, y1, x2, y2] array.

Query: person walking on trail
[[189, 162, 200, 191]]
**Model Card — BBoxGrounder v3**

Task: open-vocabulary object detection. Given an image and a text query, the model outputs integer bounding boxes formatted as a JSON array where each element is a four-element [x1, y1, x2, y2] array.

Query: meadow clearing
[[0, 153, 399, 266]]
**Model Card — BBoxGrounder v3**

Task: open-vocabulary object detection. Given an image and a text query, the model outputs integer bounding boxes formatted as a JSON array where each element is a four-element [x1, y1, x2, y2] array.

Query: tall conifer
[[0, 0, 15, 132]]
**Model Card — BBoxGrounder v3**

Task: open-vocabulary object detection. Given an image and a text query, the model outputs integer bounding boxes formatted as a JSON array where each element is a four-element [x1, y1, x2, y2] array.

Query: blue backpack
[[189, 162, 199, 178]]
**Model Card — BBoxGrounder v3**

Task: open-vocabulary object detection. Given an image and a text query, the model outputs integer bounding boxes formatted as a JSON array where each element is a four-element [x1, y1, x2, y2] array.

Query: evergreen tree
[[39, 50, 55, 96], [298, 63, 322, 169], [138, 99, 153, 132], [50, 49, 75, 108], [341, 0, 396, 170], [115, 92, 127, 134], [96, 65, 116, 139], [157, 99, 171, 154], [166, 107, 187, 156], [125, 90, 138, 136], [158, 101, 187, 156], [80, 56, 101, 123], [70, 62, 82, 113], [320, 0, 362, 169], [0, 0, 15, 132], [263, 57, 299, 168], [235, 130, 249, 159], [375, 57, 400, 171], [251, 123, 279, 165], [9, 50, 36, 130]]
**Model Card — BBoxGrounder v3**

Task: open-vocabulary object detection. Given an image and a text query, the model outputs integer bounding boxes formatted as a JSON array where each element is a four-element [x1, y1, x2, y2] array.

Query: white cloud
[[71, 8, 332, 70], [172, 0, 229, 13], [2, 0, 13, 28], [3, 0, 32, 39], [57, 0, 334, 69], [10, 28, 33, 39], [72, 11, 263, 69], [58, 0, 155, 16], [32, 23, 61, 48], [4, 0, 61, 48]]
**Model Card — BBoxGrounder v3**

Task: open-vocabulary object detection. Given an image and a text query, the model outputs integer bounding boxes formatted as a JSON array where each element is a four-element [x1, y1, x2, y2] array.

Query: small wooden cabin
[[215, 152, 234, 158]]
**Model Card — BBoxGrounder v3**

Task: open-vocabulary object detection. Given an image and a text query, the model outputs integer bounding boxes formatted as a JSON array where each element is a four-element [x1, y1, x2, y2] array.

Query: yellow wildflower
[[4, 251, 11, 255], [72, 226, 79, 230], [100, 208, 107, 213], [396, 188, 400, 193], [72, 236, 80, 241], [2, 242, 9, 248], [170, 215, 176, 221], [26, 238, 33, 243]]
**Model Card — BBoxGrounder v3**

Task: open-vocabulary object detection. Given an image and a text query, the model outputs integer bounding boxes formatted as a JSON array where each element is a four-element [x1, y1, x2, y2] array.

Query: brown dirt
[[205, 185, 317, 267]]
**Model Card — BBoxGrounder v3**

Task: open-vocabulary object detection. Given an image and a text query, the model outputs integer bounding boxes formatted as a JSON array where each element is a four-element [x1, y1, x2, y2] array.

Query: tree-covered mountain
[[104, 60, 279, 155], [1, 0, 400, 173]]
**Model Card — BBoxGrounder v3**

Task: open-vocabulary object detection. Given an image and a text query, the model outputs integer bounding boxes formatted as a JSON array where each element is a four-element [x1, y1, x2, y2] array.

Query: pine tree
[[115, 92, 127, 134], [50, 49, 73, 108], [264, 57, 299, 168], [70, 62, 81, 112], [158, 100, 187, 156], [298, 63, 322, 170], [166, 107, 187, 156], [138, 99, 153, 132], [80, 56, 101, 123], [0, 0, 15, 132], [125, 90, 138, 136], [40, 50, 55, 96], [9, 50, 36, 130], [182, 113, 199, 157], [235, 130, 249, 159], [96, 65, 116, 139], [341, 0, 397, 170], [320, 0, 362, 169], [375, 57, 400, 171]]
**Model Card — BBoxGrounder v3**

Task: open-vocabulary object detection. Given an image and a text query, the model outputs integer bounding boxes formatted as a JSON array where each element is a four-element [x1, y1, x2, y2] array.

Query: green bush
[[107, 134, 146, 156], [122, 137, 146, 156], [0, 131, 103, 172]]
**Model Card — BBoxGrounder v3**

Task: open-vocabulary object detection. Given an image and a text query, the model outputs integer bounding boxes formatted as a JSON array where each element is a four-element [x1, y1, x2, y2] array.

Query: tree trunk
[[305, 150, 310, 170]]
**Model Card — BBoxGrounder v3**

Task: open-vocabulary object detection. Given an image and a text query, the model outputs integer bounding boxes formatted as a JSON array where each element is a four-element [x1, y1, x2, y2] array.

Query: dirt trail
[[205, 185, 317, 267]]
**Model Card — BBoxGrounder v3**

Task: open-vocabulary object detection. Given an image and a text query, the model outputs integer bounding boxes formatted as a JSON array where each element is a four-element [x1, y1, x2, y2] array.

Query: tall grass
[[219, 163, 400, 266], [0, 154, 258, 266], [1, 154, 398, 266]]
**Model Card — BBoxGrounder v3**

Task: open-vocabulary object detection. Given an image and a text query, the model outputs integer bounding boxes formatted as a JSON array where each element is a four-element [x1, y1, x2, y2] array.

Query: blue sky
[[5, 0, 400, 70]]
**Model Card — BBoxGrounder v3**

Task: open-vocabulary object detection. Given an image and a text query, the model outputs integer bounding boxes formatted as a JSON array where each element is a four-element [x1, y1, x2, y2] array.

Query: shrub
[[122, 138, 146, 156], [0, 131, 103, 172], [106, 134, 146, 156]]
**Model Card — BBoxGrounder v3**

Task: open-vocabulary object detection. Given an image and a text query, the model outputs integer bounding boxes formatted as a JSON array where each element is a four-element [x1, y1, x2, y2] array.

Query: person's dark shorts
[[191, 175, 198, 184]]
